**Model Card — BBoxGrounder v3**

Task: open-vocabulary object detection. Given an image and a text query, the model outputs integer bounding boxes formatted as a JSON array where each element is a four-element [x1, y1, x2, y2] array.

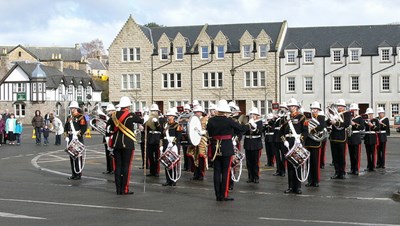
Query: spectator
[[2, 109, 10, 144], [50, 113, 64, 146], [6, 113, 17, 145], [0, 115, 5, 146], [32, 110, 44, 145], [15, 119, 23, 145], [43, 125, 50, 145]]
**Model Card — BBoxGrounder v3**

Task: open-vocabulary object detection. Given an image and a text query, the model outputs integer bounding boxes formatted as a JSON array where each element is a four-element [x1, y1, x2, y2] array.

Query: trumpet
[[307, 116, 328, 142], [325, 104, 344, 123], [89, 104, 108, 136]]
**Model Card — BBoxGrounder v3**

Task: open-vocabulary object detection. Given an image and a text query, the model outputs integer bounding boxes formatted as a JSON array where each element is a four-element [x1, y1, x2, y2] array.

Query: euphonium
[[89, 104, 108, 136], [308, 117, 328, 142], [325, 104, 344, 123]]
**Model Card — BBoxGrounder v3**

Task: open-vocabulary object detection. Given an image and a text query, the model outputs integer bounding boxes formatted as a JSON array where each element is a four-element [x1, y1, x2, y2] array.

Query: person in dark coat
[[376, 107, 390, 169]]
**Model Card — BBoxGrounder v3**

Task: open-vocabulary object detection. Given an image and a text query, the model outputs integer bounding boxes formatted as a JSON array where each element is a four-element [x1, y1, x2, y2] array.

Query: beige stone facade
[[108, 16, 286, 115]]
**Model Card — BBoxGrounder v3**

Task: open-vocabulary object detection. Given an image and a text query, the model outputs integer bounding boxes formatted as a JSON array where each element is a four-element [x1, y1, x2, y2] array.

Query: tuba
[[89, 104, 108, 136], [307, 117, 328, 142]]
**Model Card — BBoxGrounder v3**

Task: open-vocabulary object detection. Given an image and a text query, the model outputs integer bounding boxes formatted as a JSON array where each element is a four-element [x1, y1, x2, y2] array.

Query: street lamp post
[[230, 69, 236, 101]]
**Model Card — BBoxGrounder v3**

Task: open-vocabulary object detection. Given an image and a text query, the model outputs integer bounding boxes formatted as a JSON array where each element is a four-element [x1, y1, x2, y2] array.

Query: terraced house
[[108, 15, 287, 115]]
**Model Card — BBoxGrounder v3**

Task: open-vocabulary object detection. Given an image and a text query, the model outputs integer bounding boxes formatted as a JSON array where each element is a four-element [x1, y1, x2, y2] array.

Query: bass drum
[[187, 115, 202, 146]]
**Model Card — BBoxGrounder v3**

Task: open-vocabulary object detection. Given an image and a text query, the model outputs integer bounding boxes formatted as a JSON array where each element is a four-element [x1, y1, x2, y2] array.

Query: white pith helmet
[[365, 107, 374, 114], [287, 98, 300, 107], [118, 96, 132, 108], [349, 103, 359, 110], [336, 99, 346, 107], [216, 99, 231, 113], [106, 103, 116, 112], [248, 107, 260, 115], [310, 101, 321, 110], [69, 101, 80, 109], [150, 103, 160, 111]]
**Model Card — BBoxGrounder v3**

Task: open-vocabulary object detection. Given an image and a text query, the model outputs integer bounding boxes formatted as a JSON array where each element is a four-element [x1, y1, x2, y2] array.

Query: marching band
[[74, 96, 393, 200]]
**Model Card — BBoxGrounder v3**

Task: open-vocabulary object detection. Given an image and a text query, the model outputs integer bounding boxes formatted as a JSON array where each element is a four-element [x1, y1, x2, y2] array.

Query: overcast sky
[[0, 0, 399, 50]]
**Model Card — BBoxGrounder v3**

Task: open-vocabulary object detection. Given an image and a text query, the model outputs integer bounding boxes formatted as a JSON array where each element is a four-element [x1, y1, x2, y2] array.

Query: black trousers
[[320, 140, 327, 167], [376, 142, 386, 168], [113, 148, 134, 194], [330, 141, 346, 176], [308, 147, 320, 184], [245, 149, 261, 181], [193, 156, 206, 179], [147, 144, 160, 175], [287, 162, 301, 191], [275, 142, 286, 175], [365, 144, 376, 170], [213, 155, 232, 199], [348, 143, 361, 172], [264, 141, 275, 166], [104, 144, 113, 172], [69, 156, 83, 177]]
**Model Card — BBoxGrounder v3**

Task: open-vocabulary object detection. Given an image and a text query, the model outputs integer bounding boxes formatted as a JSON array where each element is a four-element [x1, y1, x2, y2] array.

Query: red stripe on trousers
[[225, 156, 233, 198], [124, 150, 134, 193]]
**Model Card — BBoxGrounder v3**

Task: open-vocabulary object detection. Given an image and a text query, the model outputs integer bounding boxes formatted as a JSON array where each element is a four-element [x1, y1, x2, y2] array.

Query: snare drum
[[285, 145, 310, 167], [65, 139, 85, 159], [231, 148, 245, 168], [159, 149, 180, 170]]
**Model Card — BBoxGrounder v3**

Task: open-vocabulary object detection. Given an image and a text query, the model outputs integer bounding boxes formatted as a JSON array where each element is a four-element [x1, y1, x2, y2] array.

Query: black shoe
[[273, 172, 280, 176], [305, 183, 312, 187], [123, 191, 134, 195], [254, 179, 259, 184], [338, 175, 346, 179], [154, 174, 159, 177], [223, 197, 234, 201], [295, 189, 302, 194], [102, 171, 112, 174], [284, 188, 293, 194], [347, 171, 354, 175], [320, 165, 325, 169], [146, 174, 153, 177], [67, 176, 76, 180], [162, 182, 171, 186], [314, 183, 319, 187], [381, 166, 385, 169], [228, 186, 233, 190], [216, 197, 223, 201], [171, 182, 176, 186], [246, 179, 254, 183], [74, 176, 81, 180], [197, 177, 204, 181], [280, 173, 285, 177], [354, 171, 359, 175]]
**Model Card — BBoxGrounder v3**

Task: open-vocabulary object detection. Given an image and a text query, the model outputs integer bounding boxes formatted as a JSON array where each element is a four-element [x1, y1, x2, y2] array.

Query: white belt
[[274, 127, 281, 130], [149, 131, 161, 134], [285, 134, 294, 138], [364, 131, 376, 134], [164, 136, 175, 140], [352, 131, 360, 134], [378, 131, 386, 133], [265, 132, 274, 135], [245, 135, 261, 139]]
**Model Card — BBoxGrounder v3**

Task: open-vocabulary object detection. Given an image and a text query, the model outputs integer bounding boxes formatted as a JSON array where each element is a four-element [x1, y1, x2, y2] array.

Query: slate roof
[[87, 58, 107, 70], [2, 62, 102, 91], [0, 45, 82, 61], [281, 24, 400, 57], [140, 22, 284, 54]]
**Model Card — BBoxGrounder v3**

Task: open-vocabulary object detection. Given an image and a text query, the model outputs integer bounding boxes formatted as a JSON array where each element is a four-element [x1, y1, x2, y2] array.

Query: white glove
[[159, 146, 164, 153], [167, 142, 174, 149], [143, 115, 149, 123], [232, 140, 237, 146], [295, 138, 301, 145], [139, 125, 144, 131], [284, 140, 289, 148], [249, 118, 257, 129], [109, 149, 114, 156], [152, 117, 158, 122], [65, 137, 70, 144], [199, 129, 207, 135]]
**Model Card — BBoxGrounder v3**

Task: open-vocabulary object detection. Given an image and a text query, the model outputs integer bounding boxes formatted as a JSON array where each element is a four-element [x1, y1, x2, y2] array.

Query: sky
[[0, 0, 399, 51]]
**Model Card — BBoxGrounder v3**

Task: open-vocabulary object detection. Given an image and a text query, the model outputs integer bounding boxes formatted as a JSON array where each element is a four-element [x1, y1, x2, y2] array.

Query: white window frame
[[162, 73, 182, 89], [287, 77, 295, 92], [76, 86, 83, 100], [303, 50, 314, 64], [252, 100, 266, 116], [14, 83, 26, 92], [14, 104, 26, 117], [135, 47, 141, 61], [160, 47, 168, 60], [350, 75, 359, 92], [259, 44, 269, 58], [304, 77, 313, 92], [380, 48, 391, 62], [349, 49, 360, 62], [286, 50, 296, 64], [381, 75, 390, 92], [133, 101, 146, 112], [122, 47, 140, 62], [391, 103, 399, 117], [121, 73, 141, 90], [203, 72, 223, 88], [201, 46, 209, 59], [244, 71, 266, 87], [332, 49, 342, 63], [176, 47, 183, 60], [333, 76, 342, 92], [217, 45, 224, 59], [243, 45, 251, 58]]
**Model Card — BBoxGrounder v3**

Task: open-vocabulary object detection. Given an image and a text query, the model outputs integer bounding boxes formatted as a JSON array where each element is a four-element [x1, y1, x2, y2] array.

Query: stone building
[[108, 15, 287, 115]]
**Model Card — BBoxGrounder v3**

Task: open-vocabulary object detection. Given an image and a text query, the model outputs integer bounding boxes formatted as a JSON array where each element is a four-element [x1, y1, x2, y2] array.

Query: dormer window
[[259, 44, 269, 58], [349, 49, 360, 62], [160, 47, 168, 60], [176, 47, 183, 60], [201, 46, 209, 59], [217, 45, 224, 59], [243, 45, 251, 58], [303, 50, 314, 63], [286, 50, 296, 63], [380, 48, 390, 62], [332, 50, 342, 63]]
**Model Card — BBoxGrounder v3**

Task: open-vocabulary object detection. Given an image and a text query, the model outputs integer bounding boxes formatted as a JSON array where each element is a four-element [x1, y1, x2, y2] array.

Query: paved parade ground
[[0, 132, 399, 225]]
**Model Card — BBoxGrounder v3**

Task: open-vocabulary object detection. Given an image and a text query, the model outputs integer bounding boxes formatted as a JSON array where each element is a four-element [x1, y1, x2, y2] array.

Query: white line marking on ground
[[0, 211, 46, 220], [0, 198, 163, 213], [258, 217, 400, 226]]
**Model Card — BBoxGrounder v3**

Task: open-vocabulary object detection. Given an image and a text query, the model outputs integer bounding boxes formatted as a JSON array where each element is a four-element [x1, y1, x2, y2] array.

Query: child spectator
[[15, 119, 23, 145], [43, 125, 50, 145]]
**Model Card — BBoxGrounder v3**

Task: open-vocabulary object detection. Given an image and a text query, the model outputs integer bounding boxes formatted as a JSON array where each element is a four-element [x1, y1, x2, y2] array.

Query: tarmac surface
[[0, 130, 399, 225]]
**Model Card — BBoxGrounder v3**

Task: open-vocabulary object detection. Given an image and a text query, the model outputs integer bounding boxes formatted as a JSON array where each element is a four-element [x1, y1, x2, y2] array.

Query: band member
[[319, 111, 328, 169], [103, 103, 116, 174], [363, 108, 379, 172], [347, 103, 365, 175], [304, 101, 326, 187], [161, 108, 182, 186], [327, 99, 351, 179], [181, 104, 192, 171], [263, 113, 275, 167], [139, 107, 149, 169], [281, 98, 308, 194], [273, 102, 288, 177], [207, 99, 250, 201], [64, 101, 87, 180], [208, 104, 217, 117], [107, 96, 144, 195], [188, 105, 208, 181], [376, 107, 389, 169], [146, 104, 163, 177], [244, 107, 264, 183], [228, 103, 242, 190]]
